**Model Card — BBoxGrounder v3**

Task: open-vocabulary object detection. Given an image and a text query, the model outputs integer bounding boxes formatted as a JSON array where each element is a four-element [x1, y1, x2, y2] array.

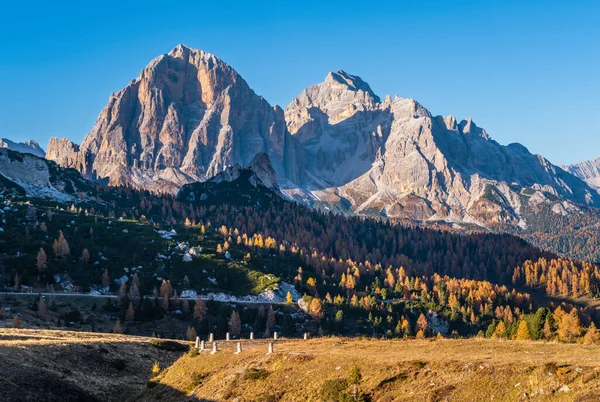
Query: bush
[[190, 372, 209, 387], [243, 368, 270, 380], [320, 378, 351, 402]]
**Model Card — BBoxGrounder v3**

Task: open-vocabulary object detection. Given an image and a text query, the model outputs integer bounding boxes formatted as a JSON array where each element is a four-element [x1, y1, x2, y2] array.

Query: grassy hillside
[[0, 329, 186, 402], [2, 329, 600, 401], [139, 336, 600, 401]]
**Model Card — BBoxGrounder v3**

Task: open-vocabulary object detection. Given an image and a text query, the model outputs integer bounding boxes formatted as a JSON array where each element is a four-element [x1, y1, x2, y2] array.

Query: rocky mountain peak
[[324, 70, 381, 103], [47, 45, 303, 193]]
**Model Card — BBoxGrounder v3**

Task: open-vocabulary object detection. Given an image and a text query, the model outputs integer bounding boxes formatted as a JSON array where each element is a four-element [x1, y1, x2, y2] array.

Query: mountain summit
[[46, 46, 600, 227], [46, 45, 304, 193]]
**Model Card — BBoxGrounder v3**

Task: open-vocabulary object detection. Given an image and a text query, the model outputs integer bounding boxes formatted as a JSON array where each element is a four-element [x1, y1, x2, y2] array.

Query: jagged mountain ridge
[[565, 157, 600, 191], [0, 138, 45, 158], [45, 44, 600, 227], [283, 71, 599, 226]]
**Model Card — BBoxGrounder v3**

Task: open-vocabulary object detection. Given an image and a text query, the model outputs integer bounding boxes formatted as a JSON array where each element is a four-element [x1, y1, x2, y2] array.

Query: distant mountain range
[[565, 157, 600, 191], [38, 44, 599, 229], [0, 138, 44, 158]]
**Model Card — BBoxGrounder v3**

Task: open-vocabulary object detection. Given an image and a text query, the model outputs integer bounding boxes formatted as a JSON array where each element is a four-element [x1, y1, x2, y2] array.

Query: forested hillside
[[1, 166, 599, 343]]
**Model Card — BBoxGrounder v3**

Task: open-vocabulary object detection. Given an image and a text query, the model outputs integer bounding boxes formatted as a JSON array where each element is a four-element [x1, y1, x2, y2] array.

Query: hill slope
[[0, 329, 186, 402], [140, 336, 600, 401]]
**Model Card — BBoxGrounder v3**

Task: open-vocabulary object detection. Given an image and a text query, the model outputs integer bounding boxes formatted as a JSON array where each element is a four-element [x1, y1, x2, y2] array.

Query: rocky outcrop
[[46, 44, 304, 193], [0, 138, 45, 158], [565, 157, 600, 191], [208, 152, 279, 191], [0, 149, 91, 201]]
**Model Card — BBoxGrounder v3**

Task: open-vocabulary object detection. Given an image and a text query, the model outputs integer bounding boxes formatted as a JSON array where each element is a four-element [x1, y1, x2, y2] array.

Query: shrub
[[190, 372, 209, 387], [243, 368, 270, 380], [320, 378, 351, 402]]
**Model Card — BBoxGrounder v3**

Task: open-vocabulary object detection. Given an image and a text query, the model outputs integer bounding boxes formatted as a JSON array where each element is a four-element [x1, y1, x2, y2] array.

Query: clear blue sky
[[1, 0, 598, 165]]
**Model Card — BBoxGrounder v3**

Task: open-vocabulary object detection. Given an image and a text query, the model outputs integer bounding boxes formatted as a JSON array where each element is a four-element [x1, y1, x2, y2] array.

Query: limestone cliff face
[[284, 71, 599, 226], [46, 44, 303, 193], [46, 46, 599, 227]]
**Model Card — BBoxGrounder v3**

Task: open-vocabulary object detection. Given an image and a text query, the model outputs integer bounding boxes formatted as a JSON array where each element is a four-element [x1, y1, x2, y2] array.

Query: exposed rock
[[0, 148, 90, 201], [209, 152, 279, 191], [46, 44, 304, 193], [45, 45, 600, 228], [284, 71, 600, 225], [565, 157, 600, 191], [0, 138, 45, 158]]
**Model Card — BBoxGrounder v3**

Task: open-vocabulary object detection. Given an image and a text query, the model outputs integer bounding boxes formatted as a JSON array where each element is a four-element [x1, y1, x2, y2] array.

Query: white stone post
[[273, 331, 278, 340], [250, 332, 254, 340], [303, 332, 308, 340], [200, 340, 205, 351], [267, 342, 274, 354], [226, 332, 230, 341], [209, 333, 214, 342], [195, 336, 200, 348], [211, 342, 218, 355], [235, 342, 242, 354]]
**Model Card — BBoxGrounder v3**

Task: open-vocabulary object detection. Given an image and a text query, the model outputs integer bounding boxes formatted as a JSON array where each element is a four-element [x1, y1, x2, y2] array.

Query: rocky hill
[[45, 45, 600, 229], [565, 156, 600, 191], [0, 148, 91, 201]]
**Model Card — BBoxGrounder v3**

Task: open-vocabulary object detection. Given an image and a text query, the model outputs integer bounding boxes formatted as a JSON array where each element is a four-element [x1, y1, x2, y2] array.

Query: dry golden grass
[[0, 328, 186, 402], [2, 329, 600, 401], [140, 337, 600, 402]]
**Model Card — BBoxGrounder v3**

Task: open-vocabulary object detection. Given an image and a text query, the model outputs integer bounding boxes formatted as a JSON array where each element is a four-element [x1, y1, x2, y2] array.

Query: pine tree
[[113, 319, 124, 334], [485, 321, 497, 338], [286, 291, 293, 304], [36, 248, 47, 278], [53, 231, 70, 258], [583, 323, 600, 345], [193, 296, 206, 321], [186, 326, 198, 341], [349, 365, 362, 400], [309, 298, 323, 319], [265, 305, 277, 336], [543, 319, 553, 340], [80, 248, 90, 264], [37, 297, 47, 317], [102, 270, 111, 289], [515, 320, 531, 340], [557, 309, 581, 342], [493, 321, 507, 339], [417, 313, 429, 333], [118, 281, 127, 304], [228, 310, 242, 336], [125, 302, 135, 322]]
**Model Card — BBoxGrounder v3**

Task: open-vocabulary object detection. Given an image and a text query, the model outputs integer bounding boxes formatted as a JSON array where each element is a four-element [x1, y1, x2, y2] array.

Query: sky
[[0, 0, 598, 165]]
